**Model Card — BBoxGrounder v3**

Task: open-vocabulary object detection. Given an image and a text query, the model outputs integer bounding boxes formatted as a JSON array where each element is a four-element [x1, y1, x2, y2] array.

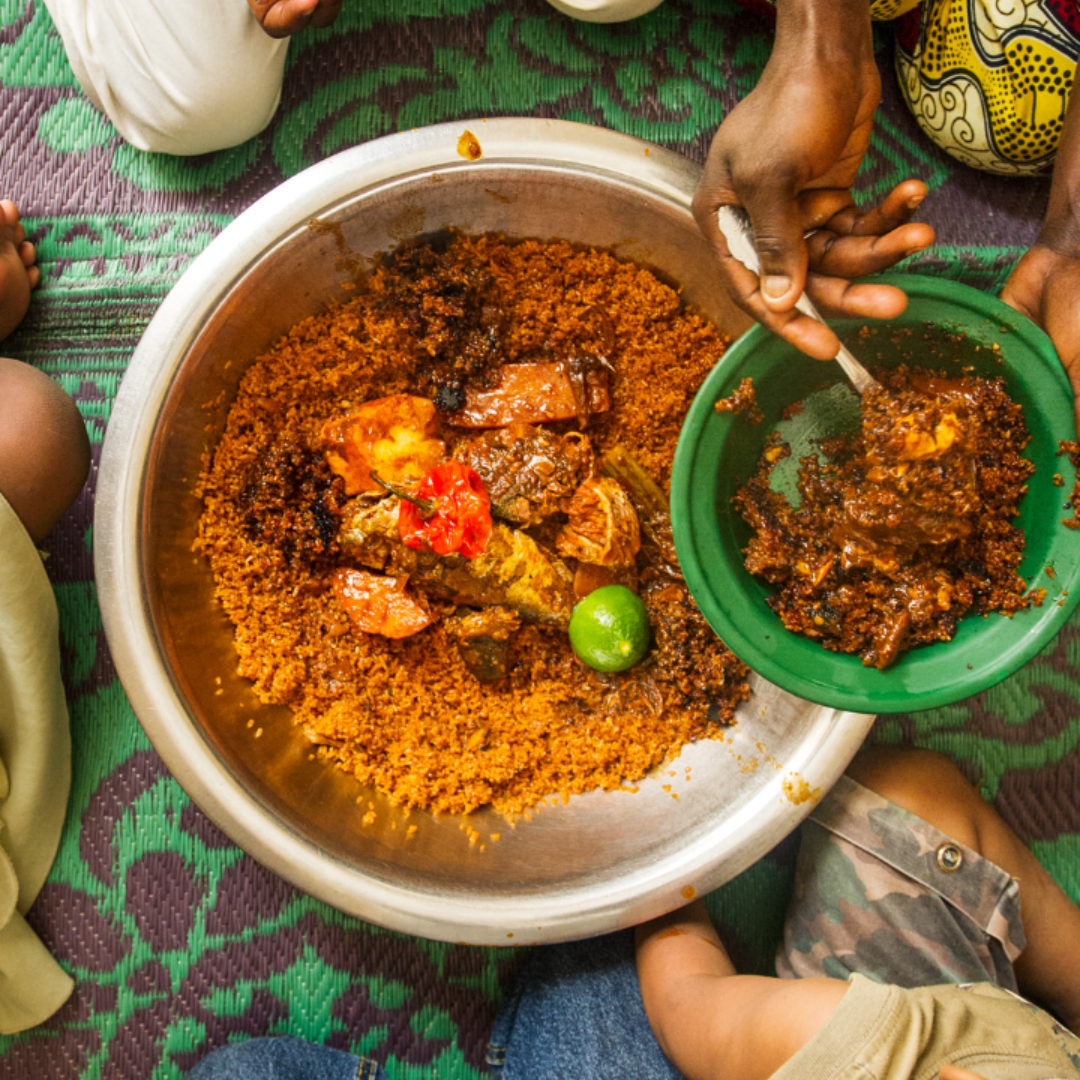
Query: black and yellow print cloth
[[887, 0, 1080, 174], [750, 0, 1080, 174]]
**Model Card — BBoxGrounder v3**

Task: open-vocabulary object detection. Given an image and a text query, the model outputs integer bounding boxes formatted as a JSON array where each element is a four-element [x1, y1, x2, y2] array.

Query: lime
[[568, 584, 651, 672]]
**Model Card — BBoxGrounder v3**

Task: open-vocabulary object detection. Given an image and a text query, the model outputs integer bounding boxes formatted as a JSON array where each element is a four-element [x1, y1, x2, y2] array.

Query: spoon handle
[[792, 290, 879, 396], [716, 205, 879, 396]]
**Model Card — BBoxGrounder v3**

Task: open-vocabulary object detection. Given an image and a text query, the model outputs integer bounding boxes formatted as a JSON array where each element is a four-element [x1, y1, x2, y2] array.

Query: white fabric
[[0, 495, 74, 1034], [544, 0, 666, 22], [42, 0, 289, 155]]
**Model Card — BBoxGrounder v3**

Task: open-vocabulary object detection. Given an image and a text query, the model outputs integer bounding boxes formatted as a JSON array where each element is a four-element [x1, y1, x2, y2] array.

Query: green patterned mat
[[0, 2, 1076, 1077]]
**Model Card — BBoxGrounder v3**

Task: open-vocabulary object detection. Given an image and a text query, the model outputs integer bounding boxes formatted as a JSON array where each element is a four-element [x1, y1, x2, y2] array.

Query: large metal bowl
[[95, 118, 875, 945]]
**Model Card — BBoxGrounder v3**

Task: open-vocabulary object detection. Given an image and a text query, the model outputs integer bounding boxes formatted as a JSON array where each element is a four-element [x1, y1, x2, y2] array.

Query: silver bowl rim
[[94, 117, 875, 943]]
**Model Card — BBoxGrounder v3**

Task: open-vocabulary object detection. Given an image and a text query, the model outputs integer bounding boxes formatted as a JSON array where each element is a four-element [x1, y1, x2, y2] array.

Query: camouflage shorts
[[776, 775, 1025, 990]]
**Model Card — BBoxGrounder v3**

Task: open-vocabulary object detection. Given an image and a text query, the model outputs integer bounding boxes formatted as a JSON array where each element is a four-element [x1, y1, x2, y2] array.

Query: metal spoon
[[717, 205, 878, 395]]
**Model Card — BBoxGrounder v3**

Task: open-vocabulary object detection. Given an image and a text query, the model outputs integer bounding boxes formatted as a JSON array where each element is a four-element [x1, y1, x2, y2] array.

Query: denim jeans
[[186, 1035, 383, 1080], [486, 929, 686, 1080], [185, 932, 682, 1079]]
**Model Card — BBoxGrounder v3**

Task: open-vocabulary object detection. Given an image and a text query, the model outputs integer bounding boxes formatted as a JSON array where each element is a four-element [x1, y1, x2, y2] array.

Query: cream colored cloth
[[544, 0, 666, 22], [0, 494, 74, 1034], [773, 973, 1080, 1080], [41, 0, 288, 155]]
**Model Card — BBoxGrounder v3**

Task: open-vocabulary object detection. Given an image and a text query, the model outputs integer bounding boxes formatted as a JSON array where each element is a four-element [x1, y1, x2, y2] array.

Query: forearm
[[773, 0, 875, 71], [1038, 89, 1080, 254], [635, 901, 848, 1080], [635, 902, 739, 1077]]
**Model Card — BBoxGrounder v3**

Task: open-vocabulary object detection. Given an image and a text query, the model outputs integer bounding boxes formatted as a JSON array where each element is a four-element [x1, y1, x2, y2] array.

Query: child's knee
[[58, 0, 289, 156], [847, 746, 987, 854], [0, 358, 90, 541], [106, 78, 282, 156]]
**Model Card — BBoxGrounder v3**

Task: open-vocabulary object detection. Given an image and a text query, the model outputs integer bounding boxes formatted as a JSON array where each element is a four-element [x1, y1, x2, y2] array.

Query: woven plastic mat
[[1, 2, 1077, 1077]]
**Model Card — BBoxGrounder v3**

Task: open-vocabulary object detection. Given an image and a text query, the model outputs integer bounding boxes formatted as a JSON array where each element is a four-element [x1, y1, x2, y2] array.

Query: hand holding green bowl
[[672, 275, 1080, 713]]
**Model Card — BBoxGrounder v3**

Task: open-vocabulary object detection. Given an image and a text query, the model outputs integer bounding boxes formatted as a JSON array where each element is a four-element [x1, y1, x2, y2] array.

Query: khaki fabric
[[0, 494, 74, 1034], [773, 974, 1080, 1080], [778, 775, 1024, 989]]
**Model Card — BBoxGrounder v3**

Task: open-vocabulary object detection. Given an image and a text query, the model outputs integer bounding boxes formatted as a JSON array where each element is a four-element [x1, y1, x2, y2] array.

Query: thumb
[[741, 183, 808, 313]]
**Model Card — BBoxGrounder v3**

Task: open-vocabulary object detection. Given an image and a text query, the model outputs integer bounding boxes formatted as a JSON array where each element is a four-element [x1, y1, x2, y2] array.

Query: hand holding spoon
[[717, 205, 879, 395]]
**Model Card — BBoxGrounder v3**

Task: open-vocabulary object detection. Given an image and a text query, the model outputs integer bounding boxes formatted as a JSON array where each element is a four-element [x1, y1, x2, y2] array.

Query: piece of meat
[[461, 424, 595, 526], [556, 476, 641, 567], [445, 606, 521, 682], [447, 363, 610, 428], [321, 394, 446, 495], [333, 567, 434, 638], [339, 496, 576, 627]]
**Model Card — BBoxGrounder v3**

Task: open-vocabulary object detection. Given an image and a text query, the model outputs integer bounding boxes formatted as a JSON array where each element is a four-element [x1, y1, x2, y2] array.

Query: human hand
[[247, 0, 342, 38], [693, 3, 933, 359], [1002, 244, 1080, 431]]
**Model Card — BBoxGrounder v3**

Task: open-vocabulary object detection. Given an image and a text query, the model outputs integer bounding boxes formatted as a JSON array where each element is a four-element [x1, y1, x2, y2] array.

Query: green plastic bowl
[[672, 275, 1080, 713]]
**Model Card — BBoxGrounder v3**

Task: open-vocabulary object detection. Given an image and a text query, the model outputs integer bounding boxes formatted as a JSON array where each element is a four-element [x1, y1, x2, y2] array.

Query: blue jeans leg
[[486, 930, 686, 1080], [185, 1035, 384, 1080]]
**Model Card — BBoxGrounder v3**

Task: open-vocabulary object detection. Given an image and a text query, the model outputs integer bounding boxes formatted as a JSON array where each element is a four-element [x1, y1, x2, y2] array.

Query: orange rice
[[197, 233, 748, 816]]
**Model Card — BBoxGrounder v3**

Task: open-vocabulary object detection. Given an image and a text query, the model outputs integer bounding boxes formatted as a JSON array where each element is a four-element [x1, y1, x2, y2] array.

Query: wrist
[[1036, 213, 1080, 260], [774, 0, 874, 67]]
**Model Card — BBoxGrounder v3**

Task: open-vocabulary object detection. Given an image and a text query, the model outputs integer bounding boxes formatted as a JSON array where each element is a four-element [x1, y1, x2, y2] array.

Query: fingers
[[807, 221, 935, 279], [818, 179, 928, 239], [722, 254, 842, 360], [1002, 245, 1080, 433], [248, 0, 319, 37], [849, 179, 927, 235], [1039, 260, 1080, 434], [741, 277, 910, 362], [806, 276, 910, 322], [310, 0, 343, 29], [22, 249, 39, 290], [739, 181, 809, 313], [693, 193, 862, 360], [795, 179, 934, 282], [693, 165, 933, 360]]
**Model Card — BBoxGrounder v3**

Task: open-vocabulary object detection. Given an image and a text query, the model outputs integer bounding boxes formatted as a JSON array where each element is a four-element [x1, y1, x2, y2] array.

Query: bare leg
[[0, 357, 90, 543], [847, 746, 1080, 1032], [0, 200, 38, 344]]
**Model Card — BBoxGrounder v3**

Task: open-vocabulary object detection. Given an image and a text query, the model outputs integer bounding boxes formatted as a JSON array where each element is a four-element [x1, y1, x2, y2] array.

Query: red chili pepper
[[397, 461, 493, 559]]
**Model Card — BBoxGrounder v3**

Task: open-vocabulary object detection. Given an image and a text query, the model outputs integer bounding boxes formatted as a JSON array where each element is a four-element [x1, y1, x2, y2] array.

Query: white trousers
[[41, 0, 665, 157], [42, 0, 289, 156], [543, 0, 665, 20]]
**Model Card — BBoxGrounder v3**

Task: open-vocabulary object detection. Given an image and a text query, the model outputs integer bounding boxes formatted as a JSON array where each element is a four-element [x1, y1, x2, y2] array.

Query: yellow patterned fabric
[[895, 0, 1080, 174], [742, 0, 1080, 175], [870, 0, 925, 18]]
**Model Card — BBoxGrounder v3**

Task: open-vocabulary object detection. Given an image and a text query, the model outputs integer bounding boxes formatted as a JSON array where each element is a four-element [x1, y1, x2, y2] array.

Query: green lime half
[[568, 584, 651, 672]]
